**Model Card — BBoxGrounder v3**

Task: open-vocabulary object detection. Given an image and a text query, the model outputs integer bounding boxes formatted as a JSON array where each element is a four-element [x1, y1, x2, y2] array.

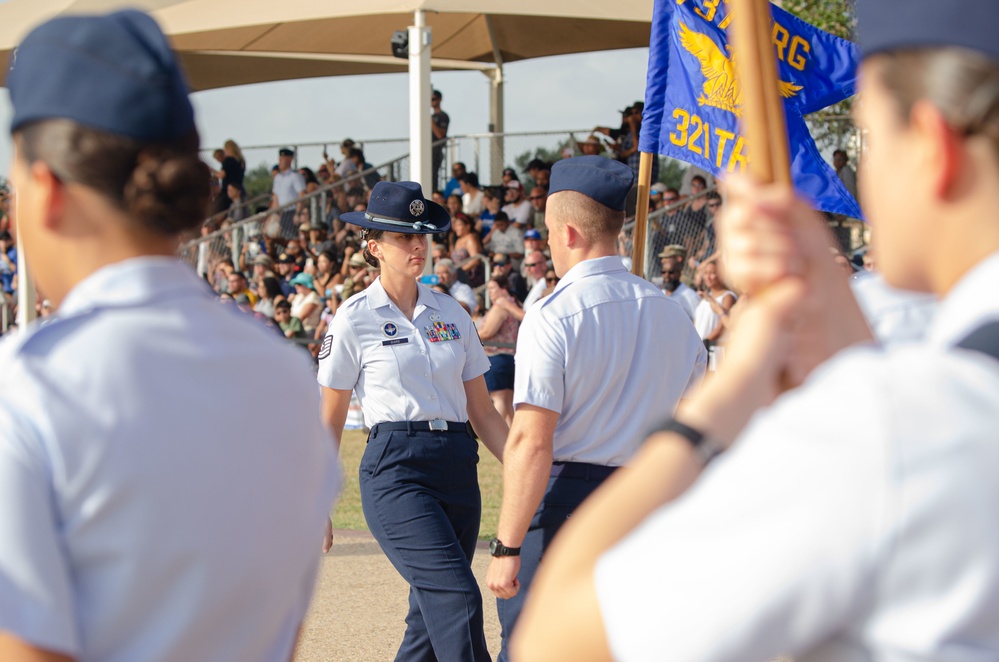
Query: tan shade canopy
[[0, 0, 653, 90]]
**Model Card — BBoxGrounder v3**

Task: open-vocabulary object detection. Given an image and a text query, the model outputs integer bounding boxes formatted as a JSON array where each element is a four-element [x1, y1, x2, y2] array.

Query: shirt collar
[[57, 257, 213, 318], [553, 255, 628, 293], [927, 250, 999, 346], [365, 277, 441, 313]]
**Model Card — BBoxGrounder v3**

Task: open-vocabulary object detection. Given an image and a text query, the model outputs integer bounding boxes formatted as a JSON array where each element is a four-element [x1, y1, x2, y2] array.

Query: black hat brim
[[340, 202, 451, 235]]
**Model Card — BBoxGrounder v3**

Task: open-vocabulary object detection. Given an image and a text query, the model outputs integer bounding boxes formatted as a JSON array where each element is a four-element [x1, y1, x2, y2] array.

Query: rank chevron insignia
[[677, 21, 803, 118]]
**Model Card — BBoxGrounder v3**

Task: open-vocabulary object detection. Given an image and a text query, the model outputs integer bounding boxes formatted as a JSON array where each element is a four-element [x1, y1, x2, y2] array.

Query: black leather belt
[[369, 419, 472, 436], [550, 461, 618, 480]]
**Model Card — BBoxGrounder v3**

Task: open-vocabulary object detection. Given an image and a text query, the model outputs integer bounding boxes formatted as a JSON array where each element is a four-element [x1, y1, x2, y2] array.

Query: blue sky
[[0, 47, 652, 177]]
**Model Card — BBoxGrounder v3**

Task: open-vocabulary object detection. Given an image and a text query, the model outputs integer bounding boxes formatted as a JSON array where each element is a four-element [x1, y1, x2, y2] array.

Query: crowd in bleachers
[[0, 103, 877, 364]]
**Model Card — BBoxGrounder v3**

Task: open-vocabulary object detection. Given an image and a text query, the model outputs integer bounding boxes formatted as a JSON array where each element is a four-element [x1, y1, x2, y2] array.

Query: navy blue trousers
[[496, 462, 617, 662], [360, 427, 491, 662]]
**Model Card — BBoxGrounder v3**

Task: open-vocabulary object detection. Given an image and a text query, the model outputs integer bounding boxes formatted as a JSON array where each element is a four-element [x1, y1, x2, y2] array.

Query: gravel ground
[[294, 529, 502, 661]]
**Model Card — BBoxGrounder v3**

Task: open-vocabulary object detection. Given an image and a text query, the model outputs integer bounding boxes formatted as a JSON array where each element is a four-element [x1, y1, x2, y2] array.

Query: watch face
[[490, 539, 500, 555]]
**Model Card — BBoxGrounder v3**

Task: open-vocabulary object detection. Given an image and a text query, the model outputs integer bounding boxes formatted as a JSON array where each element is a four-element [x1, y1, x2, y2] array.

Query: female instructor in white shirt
[[318, 180, 507, 662]]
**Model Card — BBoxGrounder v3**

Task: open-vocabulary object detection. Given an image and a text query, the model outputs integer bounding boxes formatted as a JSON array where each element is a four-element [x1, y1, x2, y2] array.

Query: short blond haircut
[[547, 190, 624, 245]]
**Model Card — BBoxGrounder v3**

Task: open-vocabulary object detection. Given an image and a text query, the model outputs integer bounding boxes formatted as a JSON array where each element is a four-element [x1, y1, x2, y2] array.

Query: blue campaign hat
[[340, 181, 450, 235], [859, 0, 999, 63], [6, 9, 195, 141], [548, 156, 635, 212]]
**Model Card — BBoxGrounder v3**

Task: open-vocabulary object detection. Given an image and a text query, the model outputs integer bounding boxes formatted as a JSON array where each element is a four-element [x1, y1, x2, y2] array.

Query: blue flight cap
[[858, 0, 999, 63], [340, 181, 450, 235], [548, 156, 636, 212], [6, 9, 195, 141]]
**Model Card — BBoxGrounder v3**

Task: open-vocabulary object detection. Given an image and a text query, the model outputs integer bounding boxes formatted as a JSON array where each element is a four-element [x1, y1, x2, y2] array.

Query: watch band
[[652, 418, 724, 465], [490, 538, 521, 557]]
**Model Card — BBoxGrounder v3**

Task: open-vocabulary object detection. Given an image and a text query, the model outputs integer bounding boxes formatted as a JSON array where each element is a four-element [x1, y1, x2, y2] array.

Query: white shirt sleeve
[[594, 356, 888, 661], [460, 311, 491, 382], [0, 405, 79, 656], [513, 307, 565, 413], [316, 310, 362, 391], [293, 173, 306, 196]]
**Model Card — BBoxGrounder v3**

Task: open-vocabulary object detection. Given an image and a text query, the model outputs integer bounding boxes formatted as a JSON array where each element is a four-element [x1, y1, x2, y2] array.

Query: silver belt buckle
[[428, 418, 448, 431]]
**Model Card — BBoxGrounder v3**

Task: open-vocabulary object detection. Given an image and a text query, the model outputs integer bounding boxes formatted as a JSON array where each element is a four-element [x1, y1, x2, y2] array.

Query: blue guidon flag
[[641, 0, 862, 217]]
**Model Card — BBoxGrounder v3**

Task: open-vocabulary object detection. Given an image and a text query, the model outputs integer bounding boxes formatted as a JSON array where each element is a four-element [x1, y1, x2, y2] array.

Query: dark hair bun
[[124, 149, 211, 234]]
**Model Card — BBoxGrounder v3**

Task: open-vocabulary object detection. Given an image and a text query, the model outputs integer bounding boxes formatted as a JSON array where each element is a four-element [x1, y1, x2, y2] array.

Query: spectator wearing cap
[[272, 147, 306, 238], [444, 161, 467, 199], [275, 253, 297, 297], [483, 212, 525, 265], [578, 134, 604, 157], [289, 272, 322, 336], [502, 180, 532, 228], [485, 156, 706, 661], [522, 229, 550, 269], [431, 89, 450, 189], [618, 101, 659, 183], [529, 186, 547, 230], [460, 172, 485, 219], [340, 251, 371, 301], [501, 167, 519, 185], [593, 104, 634, 149], [250, 254, 274, 280]]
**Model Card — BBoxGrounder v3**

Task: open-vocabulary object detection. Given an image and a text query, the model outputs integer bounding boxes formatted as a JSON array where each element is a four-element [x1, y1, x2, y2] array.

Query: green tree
[[243, 162, 274, 200], [782, 0, 858, 154]]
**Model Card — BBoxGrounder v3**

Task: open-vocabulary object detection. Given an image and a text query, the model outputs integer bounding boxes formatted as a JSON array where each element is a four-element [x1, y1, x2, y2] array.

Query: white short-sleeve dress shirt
[[272, 169, 306, 206], [514, 256, 706, 466], [317, 278, 490, 429], [595, 251, 999, 661], [0, 258, 340, 662]]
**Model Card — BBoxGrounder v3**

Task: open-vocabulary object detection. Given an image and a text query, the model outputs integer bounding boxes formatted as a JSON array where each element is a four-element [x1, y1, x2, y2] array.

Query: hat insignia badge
[[409, 200, 426, 217]]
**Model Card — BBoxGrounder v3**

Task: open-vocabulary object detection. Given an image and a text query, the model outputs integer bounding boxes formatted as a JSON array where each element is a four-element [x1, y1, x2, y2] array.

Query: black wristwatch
[[489, 538, 521, 557]]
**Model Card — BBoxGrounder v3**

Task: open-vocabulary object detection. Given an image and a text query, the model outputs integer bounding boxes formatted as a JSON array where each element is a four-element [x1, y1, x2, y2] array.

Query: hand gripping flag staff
[[631, 0, 860, 276]]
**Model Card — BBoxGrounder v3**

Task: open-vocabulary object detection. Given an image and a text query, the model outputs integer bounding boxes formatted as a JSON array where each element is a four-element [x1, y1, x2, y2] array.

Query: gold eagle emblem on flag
[[677, 21, 802, 117]]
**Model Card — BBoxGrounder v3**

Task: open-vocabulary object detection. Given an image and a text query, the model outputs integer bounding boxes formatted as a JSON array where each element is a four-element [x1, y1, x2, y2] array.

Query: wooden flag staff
[[731, 0, 792, 186], [630, 152, 654, 278]]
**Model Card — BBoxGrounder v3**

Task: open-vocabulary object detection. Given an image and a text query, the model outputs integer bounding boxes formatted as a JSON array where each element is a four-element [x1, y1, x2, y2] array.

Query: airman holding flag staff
[[485, 156, 705, 661], [514, 1, 999, 660]]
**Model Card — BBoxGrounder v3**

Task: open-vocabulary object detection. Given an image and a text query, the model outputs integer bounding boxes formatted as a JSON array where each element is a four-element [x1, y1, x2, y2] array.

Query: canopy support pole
[[484, 16, 505, 185], [409, 9, 433, 195]]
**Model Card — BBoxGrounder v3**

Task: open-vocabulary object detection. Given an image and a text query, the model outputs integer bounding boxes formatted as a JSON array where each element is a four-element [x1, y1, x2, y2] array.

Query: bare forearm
[[470, 406, 508, 463], [496, 431, 552, 545]]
